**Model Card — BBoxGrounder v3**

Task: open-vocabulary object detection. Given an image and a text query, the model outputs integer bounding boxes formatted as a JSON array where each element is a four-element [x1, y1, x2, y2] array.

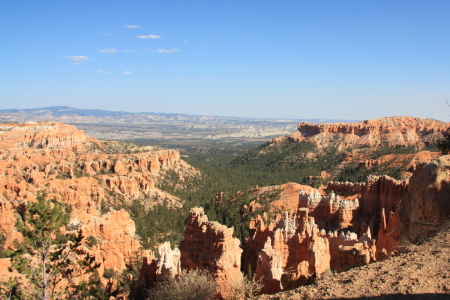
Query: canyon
[[0, 121, 197, 286], [140, 154, 450, 297], [0, 116, 450, 299]]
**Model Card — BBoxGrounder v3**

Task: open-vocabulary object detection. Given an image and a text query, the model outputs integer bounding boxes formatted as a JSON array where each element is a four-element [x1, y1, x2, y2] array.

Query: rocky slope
[[0, 121, 197, 277]]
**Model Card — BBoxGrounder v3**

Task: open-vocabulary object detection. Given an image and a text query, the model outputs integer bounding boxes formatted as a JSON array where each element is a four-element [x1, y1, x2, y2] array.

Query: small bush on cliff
[[229, 274, 263, 300], [437, 133, 450, 154], [147, 269, 216, 300]]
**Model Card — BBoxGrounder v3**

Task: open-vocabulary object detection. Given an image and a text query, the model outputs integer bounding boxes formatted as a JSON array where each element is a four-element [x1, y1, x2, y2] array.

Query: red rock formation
[[139, 250, 157, 289], [138, 242, 180, 290], [338, 240, 377, 270], [0, 121, 198, 288], [245, 208, 331, 292], [255, 237, 283, 294], [244, 174, 409, 292], [79, 209, 141, 271], [179, 207, 243, 299], [273, 117, 449, 151]]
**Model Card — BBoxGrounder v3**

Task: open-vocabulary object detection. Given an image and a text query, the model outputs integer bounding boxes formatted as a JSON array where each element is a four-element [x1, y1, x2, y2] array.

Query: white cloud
[[97, 70, 111, 74], [123, 71, 132, 75], [123, 50, 136, 52], [183, 40, 191, 43], [157, 48, 179, 54], [58, 55, 90, 64], [64, 55, 90, 62], [125, 25, 143, 29], [137, 34, 161, 39], [98, 48, 119, 53]]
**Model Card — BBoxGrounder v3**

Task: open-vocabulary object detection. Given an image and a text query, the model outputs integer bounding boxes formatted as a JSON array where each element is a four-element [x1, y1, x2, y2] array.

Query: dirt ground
[[258, 222, 450, 300]]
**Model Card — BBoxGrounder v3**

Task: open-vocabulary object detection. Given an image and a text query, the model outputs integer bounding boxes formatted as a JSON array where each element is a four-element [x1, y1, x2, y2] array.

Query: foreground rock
[[258, 221, 450, 299], [400, 155, 450, 242], [179, 207, 243, 299]]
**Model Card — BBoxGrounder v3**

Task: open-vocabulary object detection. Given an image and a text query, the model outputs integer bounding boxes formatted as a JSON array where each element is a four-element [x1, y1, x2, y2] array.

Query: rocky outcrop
[[138, 242, 181, 290], [324, 176, 407, 243], [179, 207, 243, 299], [400, 155, 450, 242], [255, 237, 283, 294], [0, 122, 97, 152], [0, 121, 198, 286], [245, 208, 331, 292], [273, 117, 449, 151], [78, 209, 140, 272], [244, 174, 408, 293]]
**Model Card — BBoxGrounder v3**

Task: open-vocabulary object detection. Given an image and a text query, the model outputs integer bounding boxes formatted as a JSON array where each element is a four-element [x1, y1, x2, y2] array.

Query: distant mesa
[[271, 116, 449, 151]]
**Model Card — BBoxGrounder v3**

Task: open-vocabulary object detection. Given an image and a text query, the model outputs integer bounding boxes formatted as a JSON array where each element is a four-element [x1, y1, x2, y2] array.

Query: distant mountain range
[[0, 106, 360, 142], [0, 106, 358, 124]]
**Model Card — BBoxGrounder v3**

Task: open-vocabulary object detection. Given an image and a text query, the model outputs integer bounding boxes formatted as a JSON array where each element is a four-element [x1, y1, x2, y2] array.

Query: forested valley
[[126, 138, 438, 250]]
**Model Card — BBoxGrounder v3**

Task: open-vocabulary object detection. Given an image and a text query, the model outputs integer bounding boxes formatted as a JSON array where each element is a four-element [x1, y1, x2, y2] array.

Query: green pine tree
[[6, 191, 105, 300]]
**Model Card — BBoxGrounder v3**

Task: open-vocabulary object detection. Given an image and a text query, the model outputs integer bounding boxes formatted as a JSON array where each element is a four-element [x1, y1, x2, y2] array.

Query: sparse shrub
[[229, 274, 263, 300], [103, 268, 118, 279], [147, 269, 216, 300], [85, 236, 98, 248], [437, 132, 450, 154], [66, 222, 81, 231]]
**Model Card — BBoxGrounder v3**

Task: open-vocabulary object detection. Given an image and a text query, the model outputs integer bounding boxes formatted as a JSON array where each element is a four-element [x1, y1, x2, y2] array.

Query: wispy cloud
[[183, 40, 191, 43], [58, 55, 90, 64], [137, 34, 161, 39], [125, 25, 143, 29], [123, 50, 136, 52], [123, 71, 132, 75], [157, 48, 179, 54], [98, 48, 119, 53], [101, 33, 111, 36], [97, 70, 111, 74], [65, 55, 90, 62]]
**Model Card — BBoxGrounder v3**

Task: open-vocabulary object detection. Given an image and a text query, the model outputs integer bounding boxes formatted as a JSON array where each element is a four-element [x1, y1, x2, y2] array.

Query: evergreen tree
[[6, 192, 105, 300]]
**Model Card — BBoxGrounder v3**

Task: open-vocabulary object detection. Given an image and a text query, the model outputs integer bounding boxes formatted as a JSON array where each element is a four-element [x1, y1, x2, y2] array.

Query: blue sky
[[1, 1, 450, 121]]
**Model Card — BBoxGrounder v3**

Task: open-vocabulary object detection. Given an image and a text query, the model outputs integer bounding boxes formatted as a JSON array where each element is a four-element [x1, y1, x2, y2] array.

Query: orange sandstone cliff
[[179, 207, 243, 299], [271, 116, 449, 151], [0, 121, 197, 279]]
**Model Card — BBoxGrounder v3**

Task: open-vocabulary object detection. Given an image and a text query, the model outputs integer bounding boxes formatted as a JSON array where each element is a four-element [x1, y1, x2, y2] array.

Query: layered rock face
[[179, 207, 243, 299], [0, 121, 197, 279], [244, 174, 407, 293], [314, 175, 407, 259], [400, 155, 450, 242], [77, 209, 141, 272], [245, 208, 331, 293], [0, 122, 195, 219], [271, 116, 449, 151]]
